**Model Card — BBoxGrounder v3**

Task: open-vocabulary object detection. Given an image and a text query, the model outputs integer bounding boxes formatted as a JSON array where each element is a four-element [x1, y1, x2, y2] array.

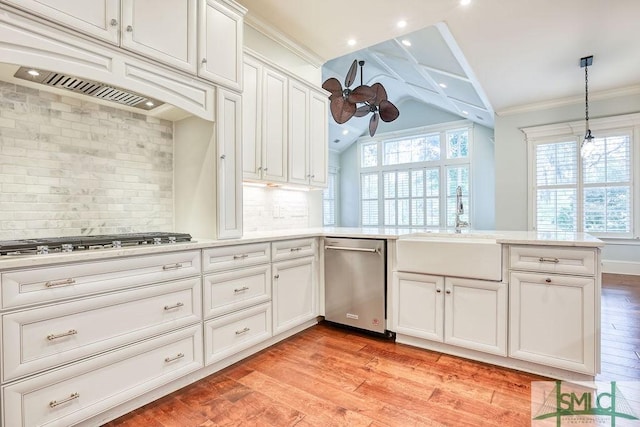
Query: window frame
[[357, 121, 474, 229], [323, 167, 339, 226], [523, 113, 640, 239]]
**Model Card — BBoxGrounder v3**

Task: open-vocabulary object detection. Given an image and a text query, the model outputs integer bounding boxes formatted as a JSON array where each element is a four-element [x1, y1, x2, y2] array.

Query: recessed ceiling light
[[401, 39, 412, 47], [460, 0, 471, 5], [462, 110, 469, 115], [397, 20, 407, 28], [439, 83, 447, 88], [342, 129, 349, 135], [347, 39, 357, 46], [27, 69, 40, 76]]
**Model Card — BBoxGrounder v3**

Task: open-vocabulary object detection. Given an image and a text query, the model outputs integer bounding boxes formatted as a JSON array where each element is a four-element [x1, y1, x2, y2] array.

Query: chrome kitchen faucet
[[455, 185, 469, 233]]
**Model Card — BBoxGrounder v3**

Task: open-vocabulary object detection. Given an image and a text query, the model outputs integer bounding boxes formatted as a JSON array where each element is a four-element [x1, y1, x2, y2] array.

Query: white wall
[[494, 91, 640, 273], [472, 124, 495, 230], [339, 142, 359, 227]]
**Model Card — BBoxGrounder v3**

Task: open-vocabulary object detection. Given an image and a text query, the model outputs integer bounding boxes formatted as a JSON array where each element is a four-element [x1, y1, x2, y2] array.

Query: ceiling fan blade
[[322, 77, 342, 96], [344, 59, 358, 88], [379, 100, 400, 122], [348, 85, 375, 103], [354, 105, 371, 117], [330, 96, 356, 124], [369, 112, 379, 137], [370, 82, 388, 105]]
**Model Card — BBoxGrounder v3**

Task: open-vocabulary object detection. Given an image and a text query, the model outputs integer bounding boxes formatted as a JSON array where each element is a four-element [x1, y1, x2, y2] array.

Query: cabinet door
[[509, 272, 596, 374], [3, 0, 120, 44], [272, 257, 316, 335], [394, 272, 444, 342], [262, 68, 288, 183], [288, 80, 310, 185], [242, 56, 263, 180], [216, 88, 243, 239], [309, 90, 328, 187], [121, 0, 197, 73], [198, 0, 244, 90], [444, 277, 507, 356]]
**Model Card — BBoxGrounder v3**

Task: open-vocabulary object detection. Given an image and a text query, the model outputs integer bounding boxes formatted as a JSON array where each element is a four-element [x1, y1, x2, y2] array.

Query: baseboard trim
[[602, 260, 640, 276]]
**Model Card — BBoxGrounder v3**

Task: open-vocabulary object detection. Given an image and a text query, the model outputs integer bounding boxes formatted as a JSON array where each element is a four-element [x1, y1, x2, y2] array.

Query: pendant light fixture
[[580, 55, 594, 156]]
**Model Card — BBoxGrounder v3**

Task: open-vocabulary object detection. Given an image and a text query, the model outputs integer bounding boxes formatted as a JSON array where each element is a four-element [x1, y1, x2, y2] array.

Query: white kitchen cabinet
[[2, 325, 202, 427], [242, 55, 263, 180], [272, 256, 317, 335], [204, 302, 272, 365], [242, 60, 288, 182], [509, 271, 596, 374], [203, 264, 271, 319], [216, 88, 243, 239], [202, 242, 271, 273], [261, 67, 288, 183], [121, 0, 197, 73], [444, 277, 507, 355], [394, 273, 507, 356], [1, 0, 121, 44], [508, 245, 599, 375], [395, 273, 444, 342], [288, 82, 329, 187], [198, 0, 245, 90]]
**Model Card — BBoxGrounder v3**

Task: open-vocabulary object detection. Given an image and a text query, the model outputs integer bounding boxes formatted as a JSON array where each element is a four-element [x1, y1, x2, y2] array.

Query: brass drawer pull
[[234, 286, 249, 294], [233, 254, 249, 260], [162, 263, 183, 270], [47, 329, 78, 341], [164, 302, 184, 311], [45, 278, 76, 288], [538, 257, 560, 264], [164, 353, 184, 363], [49, 392, 79, 408], [235, 327, 250, 335]]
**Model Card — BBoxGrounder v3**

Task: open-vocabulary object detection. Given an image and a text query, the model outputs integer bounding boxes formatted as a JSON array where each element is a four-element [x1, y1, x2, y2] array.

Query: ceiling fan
[[322, 59, 399, 136]]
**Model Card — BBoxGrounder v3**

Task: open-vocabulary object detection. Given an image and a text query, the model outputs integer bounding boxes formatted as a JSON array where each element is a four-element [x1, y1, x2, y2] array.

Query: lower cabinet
[[395, 272, 507, 356], [204, 302, 272, 365], [272, 256, 317, 335], [509, 271, 596, 374], [2, 325, 203, 427]]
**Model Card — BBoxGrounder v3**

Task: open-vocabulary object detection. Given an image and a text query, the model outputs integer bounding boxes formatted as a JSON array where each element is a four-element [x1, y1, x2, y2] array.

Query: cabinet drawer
[[202, 243, 270, 273], [2, 325, 203, 427], [272, 238, 316, 261], [1, 250, 201, 309], [509, 246, 596, 275], [204, 264, 271, 319], [2, 277, 201, 382], [204, 302, 272, 365]]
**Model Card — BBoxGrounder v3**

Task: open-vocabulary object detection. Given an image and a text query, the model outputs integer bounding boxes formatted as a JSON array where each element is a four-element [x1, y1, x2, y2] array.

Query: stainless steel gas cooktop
[[0, 232, 192, 256]]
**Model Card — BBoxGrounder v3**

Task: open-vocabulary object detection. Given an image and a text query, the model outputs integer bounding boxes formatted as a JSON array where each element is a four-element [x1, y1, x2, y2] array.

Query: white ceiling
[[235, 0, 640, 114], [237, 0, 640, 153]]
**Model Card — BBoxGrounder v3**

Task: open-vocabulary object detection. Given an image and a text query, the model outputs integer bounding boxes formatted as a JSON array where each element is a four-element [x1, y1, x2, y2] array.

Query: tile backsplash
[[0, 81, 174, 239], [243, 185, 313, 232]]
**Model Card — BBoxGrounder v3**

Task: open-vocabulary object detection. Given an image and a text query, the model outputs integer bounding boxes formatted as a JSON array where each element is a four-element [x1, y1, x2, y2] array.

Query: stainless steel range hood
[[13, 66, 164, 111]]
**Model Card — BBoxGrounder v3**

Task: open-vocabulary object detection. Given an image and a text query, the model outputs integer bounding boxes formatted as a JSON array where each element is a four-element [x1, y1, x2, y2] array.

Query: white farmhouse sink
[[396, 232, 502, 281]]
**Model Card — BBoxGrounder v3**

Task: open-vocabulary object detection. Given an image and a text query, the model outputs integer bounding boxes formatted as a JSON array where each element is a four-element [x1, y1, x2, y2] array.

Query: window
[[323, 172, 338, 226], [525, 114, 637, 238], [359, 124, 472, 228]]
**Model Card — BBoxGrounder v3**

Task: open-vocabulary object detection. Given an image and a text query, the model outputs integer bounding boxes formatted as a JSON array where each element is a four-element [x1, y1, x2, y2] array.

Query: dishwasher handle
[[324, 245, 378, 253]]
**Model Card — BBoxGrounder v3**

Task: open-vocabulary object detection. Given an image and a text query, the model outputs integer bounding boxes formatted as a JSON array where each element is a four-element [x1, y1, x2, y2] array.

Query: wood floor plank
[[105, 275, 640, 426]]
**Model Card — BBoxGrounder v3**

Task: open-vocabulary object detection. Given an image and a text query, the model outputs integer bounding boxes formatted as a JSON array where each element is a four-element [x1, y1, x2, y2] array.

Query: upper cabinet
[[3, 0, 245, 88], [1, 0, 121, 43], [121, 0, 197, 73], [198, 0, 244, 90], [243, 51, 329, 188]]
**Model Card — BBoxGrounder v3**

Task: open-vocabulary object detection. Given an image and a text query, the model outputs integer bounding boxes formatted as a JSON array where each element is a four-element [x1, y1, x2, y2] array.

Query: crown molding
[[497, 85, 640, 117], [243, 14, 325, 68]]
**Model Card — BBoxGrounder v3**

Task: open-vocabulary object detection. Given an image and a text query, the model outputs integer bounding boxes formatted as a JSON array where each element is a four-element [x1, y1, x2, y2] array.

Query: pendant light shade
[[580, 55, 594, 156]]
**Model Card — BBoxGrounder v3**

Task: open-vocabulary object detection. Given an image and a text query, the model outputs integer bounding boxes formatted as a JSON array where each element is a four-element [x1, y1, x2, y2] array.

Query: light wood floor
[[105, 274, 640, 426]]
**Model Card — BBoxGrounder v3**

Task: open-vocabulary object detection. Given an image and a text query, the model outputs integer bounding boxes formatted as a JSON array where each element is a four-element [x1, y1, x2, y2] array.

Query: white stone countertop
[[0, 227, 603, 270]]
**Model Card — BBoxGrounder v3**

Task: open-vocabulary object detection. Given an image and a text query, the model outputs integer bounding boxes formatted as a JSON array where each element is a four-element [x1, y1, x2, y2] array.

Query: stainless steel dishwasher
[[324, 237, 387, 335]]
